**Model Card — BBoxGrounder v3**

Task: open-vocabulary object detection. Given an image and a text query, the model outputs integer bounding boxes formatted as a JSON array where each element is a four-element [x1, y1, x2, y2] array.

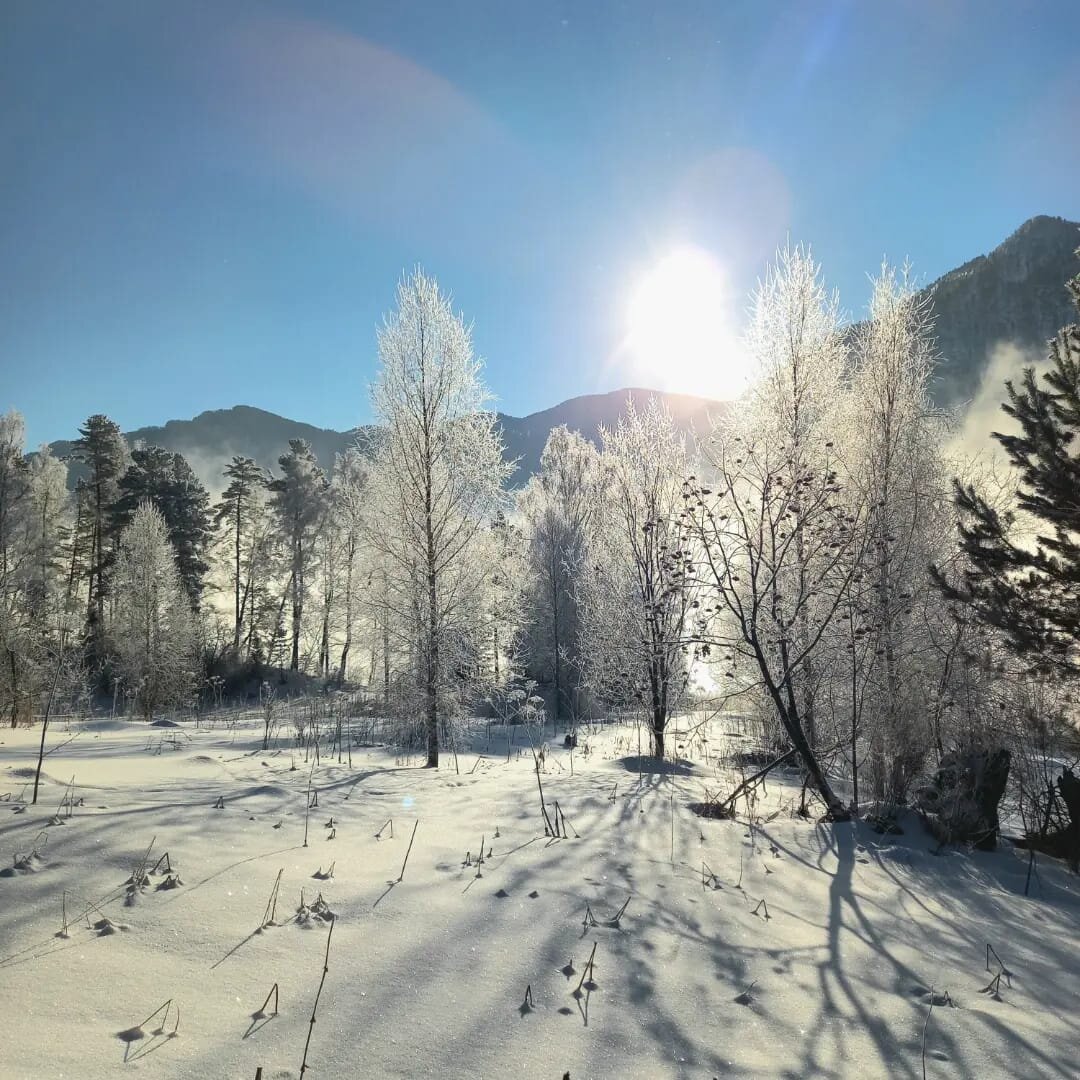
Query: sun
[[625, 247, 748, 400]]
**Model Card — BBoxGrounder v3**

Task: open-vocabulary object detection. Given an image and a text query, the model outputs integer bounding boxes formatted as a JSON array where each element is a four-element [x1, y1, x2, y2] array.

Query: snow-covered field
[[1, 712, 1077, 1079]]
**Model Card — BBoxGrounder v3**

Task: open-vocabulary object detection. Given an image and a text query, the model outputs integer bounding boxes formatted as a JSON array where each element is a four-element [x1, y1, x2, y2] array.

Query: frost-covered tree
[[111, 503, 198, 720], [518, 426, 601, 726], [24, 444, 72, 620], [579, 399, 693, 758], [744, 247, 848, 750], [328, 449, 369, 683], [839, 264, 945, 803], [366, 270, 512, 766], [0, 419, 74, 727], [267, 440, 329, 672], [0, 412, 33, 725], [687, 249, 856, 818]]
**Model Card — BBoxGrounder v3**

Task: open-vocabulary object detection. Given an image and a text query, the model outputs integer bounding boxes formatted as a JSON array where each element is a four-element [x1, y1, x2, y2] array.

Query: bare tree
[[687, 249, 857, 818]]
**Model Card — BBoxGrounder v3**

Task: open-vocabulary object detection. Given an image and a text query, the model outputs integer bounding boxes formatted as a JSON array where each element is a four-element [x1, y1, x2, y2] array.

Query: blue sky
[[2, 0, 1079, 447]]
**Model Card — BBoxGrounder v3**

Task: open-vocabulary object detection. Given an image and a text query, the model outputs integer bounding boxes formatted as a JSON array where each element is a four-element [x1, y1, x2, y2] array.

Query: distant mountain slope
[[48, 390, 726, 490], [498, 387, 726, 480], [924, 215, 1079, 405]]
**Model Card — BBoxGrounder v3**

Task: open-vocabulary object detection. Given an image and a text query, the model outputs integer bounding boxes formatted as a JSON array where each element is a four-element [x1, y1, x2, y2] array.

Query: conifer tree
[[71, 414, 127, 664], [214, 456, 267, 656], [114, 446, 212, 607], [267, 440, 329, 672], [937, 255, 1080, 675]]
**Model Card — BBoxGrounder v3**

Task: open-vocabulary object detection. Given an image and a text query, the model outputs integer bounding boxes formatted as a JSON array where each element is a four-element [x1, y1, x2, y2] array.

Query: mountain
[[497, 388, 725, 479], [45, 215, 1080, 486], [49, 406, 371, 491], [49, 390, 726, 490], [923, 215, 1079, 405]]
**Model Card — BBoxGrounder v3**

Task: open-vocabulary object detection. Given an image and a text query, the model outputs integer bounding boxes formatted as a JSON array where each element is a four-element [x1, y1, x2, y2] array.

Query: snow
[[1, 713, 1078, 1079]]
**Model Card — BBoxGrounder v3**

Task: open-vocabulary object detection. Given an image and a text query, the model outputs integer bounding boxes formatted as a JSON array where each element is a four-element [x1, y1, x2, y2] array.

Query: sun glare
[[625, 247, 748, 400]]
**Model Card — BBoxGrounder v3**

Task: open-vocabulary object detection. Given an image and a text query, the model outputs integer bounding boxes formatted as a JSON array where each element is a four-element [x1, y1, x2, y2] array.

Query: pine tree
[[71, 414, 128, 665], [113, 447, 213, 608], [214, 456, 266, 656], [936, 254, 1080, 675], [267, 440, 329, 672]]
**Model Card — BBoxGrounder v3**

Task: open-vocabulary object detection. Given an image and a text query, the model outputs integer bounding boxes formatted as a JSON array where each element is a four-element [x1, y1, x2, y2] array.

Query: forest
[[3, 250, 1080, 855]]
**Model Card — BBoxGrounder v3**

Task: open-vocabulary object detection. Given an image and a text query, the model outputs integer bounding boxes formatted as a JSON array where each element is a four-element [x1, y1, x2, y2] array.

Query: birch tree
[[366, 269, 511, 767], [841, 264, 945, 803]]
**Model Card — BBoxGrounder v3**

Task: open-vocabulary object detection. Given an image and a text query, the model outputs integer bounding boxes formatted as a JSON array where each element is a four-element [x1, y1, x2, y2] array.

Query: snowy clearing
[[1, 713, 1077, 1079]]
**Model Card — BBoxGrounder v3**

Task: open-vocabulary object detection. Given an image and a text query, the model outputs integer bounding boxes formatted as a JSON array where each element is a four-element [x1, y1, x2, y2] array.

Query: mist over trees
[[2, 253, 1078, 851]]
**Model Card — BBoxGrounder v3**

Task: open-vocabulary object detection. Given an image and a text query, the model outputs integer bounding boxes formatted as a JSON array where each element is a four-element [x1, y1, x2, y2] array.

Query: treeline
[[2, 257, 1079, 853]]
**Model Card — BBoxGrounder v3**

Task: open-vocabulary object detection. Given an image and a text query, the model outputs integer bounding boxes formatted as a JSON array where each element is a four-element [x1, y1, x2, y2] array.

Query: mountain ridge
[[46, 214, 1080, 488], [922, 214, 1079, 404], [48, 388, 727, 489]]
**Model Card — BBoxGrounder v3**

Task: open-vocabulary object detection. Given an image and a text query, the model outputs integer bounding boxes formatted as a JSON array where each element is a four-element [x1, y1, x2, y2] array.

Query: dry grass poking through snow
[[0, 711, 1078, 1078]]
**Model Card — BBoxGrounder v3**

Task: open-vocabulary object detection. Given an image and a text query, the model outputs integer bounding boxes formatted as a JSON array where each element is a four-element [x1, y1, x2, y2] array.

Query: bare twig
[[396, 820, 418, 883], [298, 918, 334, 1076], [574, 942, 597, 996], [32, 630, 66, 805], [256, 983, 279, 1017], [921, 986, 937, 1080], [261, 869, 284, 927]]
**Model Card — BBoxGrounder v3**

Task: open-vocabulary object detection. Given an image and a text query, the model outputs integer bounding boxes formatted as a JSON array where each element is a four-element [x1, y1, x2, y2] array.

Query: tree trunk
[[1058, 769, 1080, 871], [651, 716, 665, 759], [425, 562, 439, 768], [290, 538, 302, 672], [8, 647, 19, 728], [233, 496, 242, 654], [550, 550, 563, 728], [763, 670, 849, 821], [337, 539, 353, 685], [382, 612, 390, 708]]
